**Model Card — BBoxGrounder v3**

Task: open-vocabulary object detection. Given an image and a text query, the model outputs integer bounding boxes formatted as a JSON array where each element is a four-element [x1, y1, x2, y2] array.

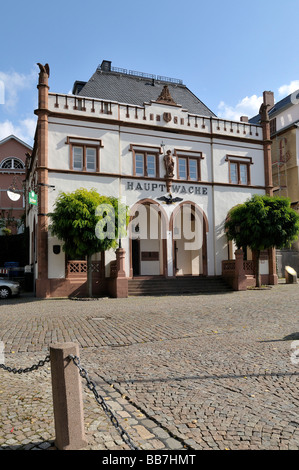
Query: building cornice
[[47, 109, 264, 147]]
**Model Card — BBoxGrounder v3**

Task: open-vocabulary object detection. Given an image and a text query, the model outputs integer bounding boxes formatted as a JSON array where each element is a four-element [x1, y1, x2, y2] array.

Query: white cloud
[[218, 80, 299, 122], [0, 117, 36, 146], [0, 67, 36, 112], [217, 94, 263, 120], [278, 80, 299, 97], [0, 66, 37, 146]]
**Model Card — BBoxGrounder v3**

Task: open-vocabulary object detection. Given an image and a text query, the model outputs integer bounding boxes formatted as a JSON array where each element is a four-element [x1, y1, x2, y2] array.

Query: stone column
[[268, 247, 278, 285], [50, 342, 88, 450], [35, 63, 50, 297], [260, 91, 274, 197], [260, 92, 278, 285], [108, 248, 128, 297], [116, 247, 126, 277], [233, 249, 247, 291]]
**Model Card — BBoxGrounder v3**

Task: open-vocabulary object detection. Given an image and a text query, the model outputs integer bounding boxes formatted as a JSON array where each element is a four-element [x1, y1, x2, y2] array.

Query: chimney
[[240, 116, 248, 123], [100, 60, 112, 72], [263, 91, 274, 110]]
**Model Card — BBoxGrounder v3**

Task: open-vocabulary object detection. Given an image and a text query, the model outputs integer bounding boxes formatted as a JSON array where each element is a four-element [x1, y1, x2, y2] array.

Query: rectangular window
[[178, 158, 187, 179], [135, 153, 144, 176], [67, 137, 102, 173], [133, 149, 160, 178], [189, 159, 198, 181], [73, 146, 83, 171], [177, 156, 201, 181], [146, 154, 156, 178], [239, 163, 248, 185], [226, 155, 252, 185], [174, 150, 202, 181], [230, 162, 238, 184], [86, 147, 96, 172]]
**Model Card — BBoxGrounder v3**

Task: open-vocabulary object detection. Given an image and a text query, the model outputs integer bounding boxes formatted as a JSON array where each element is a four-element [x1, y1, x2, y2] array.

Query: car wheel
[[0, 287, 11, 299]]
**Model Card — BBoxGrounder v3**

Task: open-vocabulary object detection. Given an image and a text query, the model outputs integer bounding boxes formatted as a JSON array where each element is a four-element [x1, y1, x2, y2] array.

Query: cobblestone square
[[0, 283, 299, 450]]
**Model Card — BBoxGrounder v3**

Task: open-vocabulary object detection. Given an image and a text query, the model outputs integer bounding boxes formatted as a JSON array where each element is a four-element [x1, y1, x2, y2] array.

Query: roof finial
[[156, 85, 176, 105]]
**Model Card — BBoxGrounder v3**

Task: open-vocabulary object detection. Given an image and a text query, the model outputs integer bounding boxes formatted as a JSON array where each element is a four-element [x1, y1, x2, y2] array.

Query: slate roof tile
[[74, 65, 215, 118]]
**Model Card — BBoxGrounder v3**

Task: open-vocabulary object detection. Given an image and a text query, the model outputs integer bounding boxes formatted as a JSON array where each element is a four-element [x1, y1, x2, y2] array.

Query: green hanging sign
[[29, 190, 38, 205]]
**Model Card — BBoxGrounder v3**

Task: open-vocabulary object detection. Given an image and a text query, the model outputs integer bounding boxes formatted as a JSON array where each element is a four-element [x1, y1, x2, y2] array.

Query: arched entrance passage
[[129, 199, 168, 277], [170, 201, 209, 276]]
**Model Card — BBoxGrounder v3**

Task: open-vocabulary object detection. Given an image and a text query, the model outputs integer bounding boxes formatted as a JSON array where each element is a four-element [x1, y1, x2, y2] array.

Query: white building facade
[[26, 62, 276, 298]]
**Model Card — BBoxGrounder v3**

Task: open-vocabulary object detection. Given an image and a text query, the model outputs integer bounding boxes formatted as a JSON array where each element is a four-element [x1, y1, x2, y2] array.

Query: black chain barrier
[[0, 353, 139, 450], [68, 354, 140, 451], [0, 355, 50, 374]]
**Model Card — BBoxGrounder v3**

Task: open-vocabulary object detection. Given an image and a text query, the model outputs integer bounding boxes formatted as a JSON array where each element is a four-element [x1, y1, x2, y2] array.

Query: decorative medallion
[[163, 112, 172, 123]]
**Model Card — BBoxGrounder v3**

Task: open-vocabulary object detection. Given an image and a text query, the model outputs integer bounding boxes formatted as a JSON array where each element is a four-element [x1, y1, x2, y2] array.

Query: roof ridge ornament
[[37, 63, 50, 78], [156, 85, 177, 105]]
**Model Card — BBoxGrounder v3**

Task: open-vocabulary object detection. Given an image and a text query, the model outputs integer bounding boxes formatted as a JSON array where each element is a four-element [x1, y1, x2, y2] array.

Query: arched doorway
[[129, 199, 168, 277], [170, 201, 209, 276]]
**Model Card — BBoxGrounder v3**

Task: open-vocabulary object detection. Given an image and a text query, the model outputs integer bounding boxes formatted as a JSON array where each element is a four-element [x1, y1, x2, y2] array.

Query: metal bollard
[[49, 342, 88, 450]]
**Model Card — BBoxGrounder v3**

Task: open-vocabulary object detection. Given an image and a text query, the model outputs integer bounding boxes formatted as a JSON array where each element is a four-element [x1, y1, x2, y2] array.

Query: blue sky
[[1, 0, 299, 147]]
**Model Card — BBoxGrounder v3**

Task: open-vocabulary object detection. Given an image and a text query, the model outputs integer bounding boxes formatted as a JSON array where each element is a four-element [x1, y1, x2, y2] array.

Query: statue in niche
[[164, 150, 174, 178]]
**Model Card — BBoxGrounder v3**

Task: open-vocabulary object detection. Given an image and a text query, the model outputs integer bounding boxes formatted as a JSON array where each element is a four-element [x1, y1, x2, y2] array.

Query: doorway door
[[132, 239, 140, 276], [171, 203, 208, 276]]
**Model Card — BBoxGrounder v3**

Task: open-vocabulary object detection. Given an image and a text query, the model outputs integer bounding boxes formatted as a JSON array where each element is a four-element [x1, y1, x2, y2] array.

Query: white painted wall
[[212, 141, 265, 187], [276, 102, 299, 133], [48, 235, 65, 278], [213, 186, 265, 275]]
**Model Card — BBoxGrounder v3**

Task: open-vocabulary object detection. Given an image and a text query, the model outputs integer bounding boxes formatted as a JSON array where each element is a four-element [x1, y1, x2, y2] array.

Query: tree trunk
[[87, 254, 92, 297], [256, 250, 261, 288]]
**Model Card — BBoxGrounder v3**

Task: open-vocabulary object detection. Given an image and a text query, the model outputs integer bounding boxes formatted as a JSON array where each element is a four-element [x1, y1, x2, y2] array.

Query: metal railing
[[106, 65, 184, 85]]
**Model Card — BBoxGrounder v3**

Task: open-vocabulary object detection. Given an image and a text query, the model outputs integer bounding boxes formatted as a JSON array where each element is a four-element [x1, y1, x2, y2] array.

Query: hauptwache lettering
[[126, 181, 208, 195]]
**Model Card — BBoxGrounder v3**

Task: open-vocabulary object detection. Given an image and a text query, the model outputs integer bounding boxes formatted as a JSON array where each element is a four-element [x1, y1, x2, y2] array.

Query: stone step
[[128, 276, 232, 296]]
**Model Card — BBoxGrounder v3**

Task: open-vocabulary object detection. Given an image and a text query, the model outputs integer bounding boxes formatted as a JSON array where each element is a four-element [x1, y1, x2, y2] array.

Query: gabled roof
[[73, 61, 216, 118], [0, 134, 32, 150]]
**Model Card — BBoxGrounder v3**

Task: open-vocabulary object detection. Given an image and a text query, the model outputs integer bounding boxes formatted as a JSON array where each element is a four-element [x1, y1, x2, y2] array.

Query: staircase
[[128, 276, 232, 296]]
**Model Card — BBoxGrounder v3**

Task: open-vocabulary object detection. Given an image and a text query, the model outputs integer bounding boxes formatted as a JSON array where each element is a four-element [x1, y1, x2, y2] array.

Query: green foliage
[[2, 228, 12, 236], [225, 194, 299, 251], [49, 188, 128, 259]]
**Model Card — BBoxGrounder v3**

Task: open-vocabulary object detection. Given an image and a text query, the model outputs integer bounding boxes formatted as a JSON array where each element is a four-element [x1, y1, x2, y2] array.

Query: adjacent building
[[0, 135, 31, 235], [250, 89, 299, 275], [26, 61, 277, 298]]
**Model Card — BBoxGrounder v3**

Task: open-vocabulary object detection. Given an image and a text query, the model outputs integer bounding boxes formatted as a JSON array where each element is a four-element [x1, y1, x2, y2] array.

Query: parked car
[[0, 278, 20, 299]]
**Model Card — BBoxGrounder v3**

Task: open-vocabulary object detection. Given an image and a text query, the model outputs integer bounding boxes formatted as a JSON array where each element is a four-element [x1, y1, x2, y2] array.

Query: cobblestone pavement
[[0, 283, 299, 450]]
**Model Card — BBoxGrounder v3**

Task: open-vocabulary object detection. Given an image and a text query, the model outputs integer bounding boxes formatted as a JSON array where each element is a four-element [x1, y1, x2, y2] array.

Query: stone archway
[[129, 199, 168, 277], [170, 201, 209, 276]]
